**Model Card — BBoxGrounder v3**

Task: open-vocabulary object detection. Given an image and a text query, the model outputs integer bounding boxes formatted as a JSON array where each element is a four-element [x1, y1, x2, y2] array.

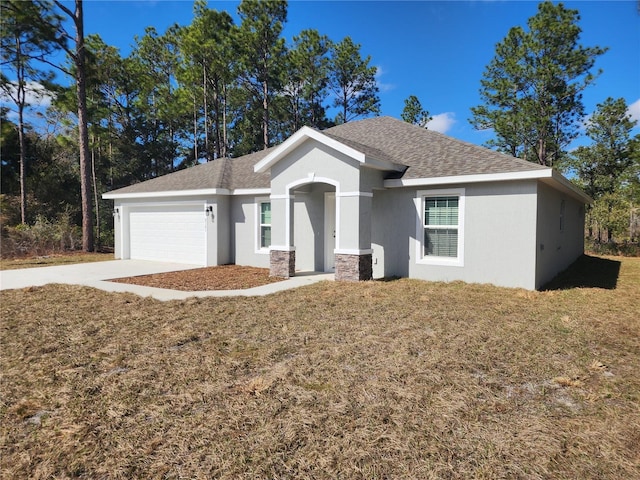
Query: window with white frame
[[259, 201, 271, 249], [417, 189, 464, 265]]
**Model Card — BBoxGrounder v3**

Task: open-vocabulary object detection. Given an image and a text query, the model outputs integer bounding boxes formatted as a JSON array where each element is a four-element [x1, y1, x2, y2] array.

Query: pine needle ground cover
[[1, 255, 639, 479]]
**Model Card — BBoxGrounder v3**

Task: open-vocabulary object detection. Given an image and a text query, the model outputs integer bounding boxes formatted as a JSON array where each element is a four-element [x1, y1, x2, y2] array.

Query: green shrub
[[585, 238, 640, 257], [0, 211, 82, 258]]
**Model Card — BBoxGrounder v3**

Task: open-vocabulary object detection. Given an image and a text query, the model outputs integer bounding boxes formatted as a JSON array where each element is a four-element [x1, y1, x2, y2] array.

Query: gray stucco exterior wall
[[230, 195, 270, 268], [372, 181, 540, 289], [211, 195, 231, 266], [534, 182, 585, 289]]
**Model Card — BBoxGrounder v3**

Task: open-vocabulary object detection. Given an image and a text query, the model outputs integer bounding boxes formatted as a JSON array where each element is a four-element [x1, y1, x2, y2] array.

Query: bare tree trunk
[[18, 96, 27, 225], [213, 81, 221, 160], [55, 0, 94, 250], [74, 0, 94, 251], [537, 138, 547, 166], [91, 138, 100, 248], [222, 84, 227, 158], [16, 37, 27, 224], [193, 96, 198, 162], [203, 62, 209, 161], [262, 79, 269, 149]]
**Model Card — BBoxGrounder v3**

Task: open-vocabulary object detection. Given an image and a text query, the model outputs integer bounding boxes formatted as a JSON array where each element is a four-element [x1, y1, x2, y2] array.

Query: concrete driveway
[[0, 260, 333, 301]]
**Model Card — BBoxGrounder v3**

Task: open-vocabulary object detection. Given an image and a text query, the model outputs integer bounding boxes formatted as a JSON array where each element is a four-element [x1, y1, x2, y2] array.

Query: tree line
[[1, 0, 638, 254], [1, 0, 386, 251], [469, 1, 639, 245]]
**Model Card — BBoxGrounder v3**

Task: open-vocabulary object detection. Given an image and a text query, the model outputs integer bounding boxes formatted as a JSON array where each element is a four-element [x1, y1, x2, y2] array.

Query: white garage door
[[129, 205, 206, 265]]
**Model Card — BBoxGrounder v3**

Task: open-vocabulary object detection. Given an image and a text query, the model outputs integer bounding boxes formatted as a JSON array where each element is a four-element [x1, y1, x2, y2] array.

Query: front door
[[324, 193, 336, 272]]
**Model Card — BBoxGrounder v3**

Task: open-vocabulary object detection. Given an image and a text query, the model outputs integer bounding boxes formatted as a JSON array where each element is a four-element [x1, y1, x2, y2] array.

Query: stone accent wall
[[270, 249, 296, 278], [335, 253, 372, 282]]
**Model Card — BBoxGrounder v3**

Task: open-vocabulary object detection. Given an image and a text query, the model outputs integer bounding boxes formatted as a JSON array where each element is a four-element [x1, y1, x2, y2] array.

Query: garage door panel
[[129, 207, 205, 265]]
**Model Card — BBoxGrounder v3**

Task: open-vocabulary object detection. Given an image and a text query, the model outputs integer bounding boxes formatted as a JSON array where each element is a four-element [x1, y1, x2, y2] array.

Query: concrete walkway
[[0, 260, 334, 301]]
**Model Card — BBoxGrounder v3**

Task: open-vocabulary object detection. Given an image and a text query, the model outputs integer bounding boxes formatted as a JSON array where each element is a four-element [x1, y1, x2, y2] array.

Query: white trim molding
[[334, 248, 374, 255], [102, 188, 229, 200], [103, 187, 273, 200], [338, 191, 373, 198], [255, 127, 365, 173], [415, 188, 465, 267], [270, 193, 294, 200], [386, 169, 591, 204], [286, 176, 340, 192], [387, 170, 549, 189], [255, 197, 272, 254], [231, 188, 271, 196]]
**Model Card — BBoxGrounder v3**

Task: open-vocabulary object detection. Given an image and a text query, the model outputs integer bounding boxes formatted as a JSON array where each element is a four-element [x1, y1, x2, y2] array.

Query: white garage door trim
[[128, 204, 206, 265]]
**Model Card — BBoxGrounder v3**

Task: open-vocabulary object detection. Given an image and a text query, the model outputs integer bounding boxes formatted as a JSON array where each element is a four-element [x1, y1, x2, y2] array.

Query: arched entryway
[[253, 127, 378, 282], [289, 181, 337, 273]]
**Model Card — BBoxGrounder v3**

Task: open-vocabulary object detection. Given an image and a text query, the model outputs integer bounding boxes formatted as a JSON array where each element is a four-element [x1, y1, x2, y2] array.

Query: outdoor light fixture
[[112, 207, 119, 217], [205, 205, 214, 219]]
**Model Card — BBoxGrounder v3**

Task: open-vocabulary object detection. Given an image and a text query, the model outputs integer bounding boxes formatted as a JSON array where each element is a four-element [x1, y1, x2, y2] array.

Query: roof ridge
[[420, 127, 549, 171], [324, 115, 548, 172]]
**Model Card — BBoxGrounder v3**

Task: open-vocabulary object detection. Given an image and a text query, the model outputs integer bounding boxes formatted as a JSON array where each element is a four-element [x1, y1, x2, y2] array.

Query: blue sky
[[12, 1, 640, 147]]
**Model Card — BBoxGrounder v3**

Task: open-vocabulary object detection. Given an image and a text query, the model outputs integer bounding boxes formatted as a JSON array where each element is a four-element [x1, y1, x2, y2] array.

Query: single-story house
[[103, 116, 589, 290]]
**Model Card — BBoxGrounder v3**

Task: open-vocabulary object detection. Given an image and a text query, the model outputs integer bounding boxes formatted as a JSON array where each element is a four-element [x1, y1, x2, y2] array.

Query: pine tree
[[236, 0, 287, 150], [329, 36, 380, 124], [470, 1, 607, 167], [401, 95, 432, 128], [0, 0, 60, 224], [569, 97, 638, 241]]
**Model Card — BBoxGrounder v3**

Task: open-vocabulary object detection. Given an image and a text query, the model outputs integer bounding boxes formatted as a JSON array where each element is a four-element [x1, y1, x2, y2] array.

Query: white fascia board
[[230, 188, 271, 196], [384, 169, 553, 188], [385, 168, 591, 204], [254, 126, 365, 173], [102, 188, 229, 200], [545, 170, 593, 204]]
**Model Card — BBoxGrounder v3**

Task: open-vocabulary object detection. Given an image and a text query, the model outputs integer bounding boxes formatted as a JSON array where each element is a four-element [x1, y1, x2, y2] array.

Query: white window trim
[[415, 188, 465, 267], [255, 197, 271, 254]]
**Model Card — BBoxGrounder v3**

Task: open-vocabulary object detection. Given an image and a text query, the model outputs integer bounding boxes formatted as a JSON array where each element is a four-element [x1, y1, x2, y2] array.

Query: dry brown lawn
[[1, 255, 639, 479], [0, 252, 113, 271]]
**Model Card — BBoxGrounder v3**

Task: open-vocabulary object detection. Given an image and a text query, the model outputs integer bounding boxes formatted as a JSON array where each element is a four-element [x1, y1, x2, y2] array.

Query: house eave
[[102, 187, 273, 200], [384, 169, 591, 203], [384, 170, 552, 188], [102, 188, 230, 200], [543, 170, 593, 204]]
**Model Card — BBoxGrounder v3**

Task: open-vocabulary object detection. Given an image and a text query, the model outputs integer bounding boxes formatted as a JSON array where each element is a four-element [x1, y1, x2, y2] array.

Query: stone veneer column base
[[335, 253, 372, 282], [270, 249, 295, 278]]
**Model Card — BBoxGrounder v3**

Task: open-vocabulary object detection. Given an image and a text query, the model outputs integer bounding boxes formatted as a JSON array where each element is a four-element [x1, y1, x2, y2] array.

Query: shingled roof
[[106, 149, 273, 195], [323, 116, 547, 179], [105, 116, 548, 196]]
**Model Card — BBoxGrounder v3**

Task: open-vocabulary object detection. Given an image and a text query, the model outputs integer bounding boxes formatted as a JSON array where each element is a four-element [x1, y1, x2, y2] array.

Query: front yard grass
[[1, 255, 639, 479]]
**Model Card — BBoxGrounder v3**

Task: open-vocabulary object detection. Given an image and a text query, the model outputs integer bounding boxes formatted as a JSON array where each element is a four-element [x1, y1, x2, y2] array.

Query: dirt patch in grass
[[0, 252, 113, 270], [2, 255, 639, 479], [110, 264, 284, 291]]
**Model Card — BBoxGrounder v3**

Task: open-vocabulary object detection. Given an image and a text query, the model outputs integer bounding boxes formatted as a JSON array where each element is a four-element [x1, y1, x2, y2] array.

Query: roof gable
[[253, 126, 405, 174]]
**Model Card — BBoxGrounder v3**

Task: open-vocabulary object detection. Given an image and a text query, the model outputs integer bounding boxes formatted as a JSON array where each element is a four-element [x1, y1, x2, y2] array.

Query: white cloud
[[0, 81, 55, 109], [627, 98, 640, 123], [374, 66, 394, 93], [426, 112, 456, 134]]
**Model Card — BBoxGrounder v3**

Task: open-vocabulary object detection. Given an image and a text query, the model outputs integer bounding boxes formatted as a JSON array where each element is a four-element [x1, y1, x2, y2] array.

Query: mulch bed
[[110, 264, 284, 291]]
